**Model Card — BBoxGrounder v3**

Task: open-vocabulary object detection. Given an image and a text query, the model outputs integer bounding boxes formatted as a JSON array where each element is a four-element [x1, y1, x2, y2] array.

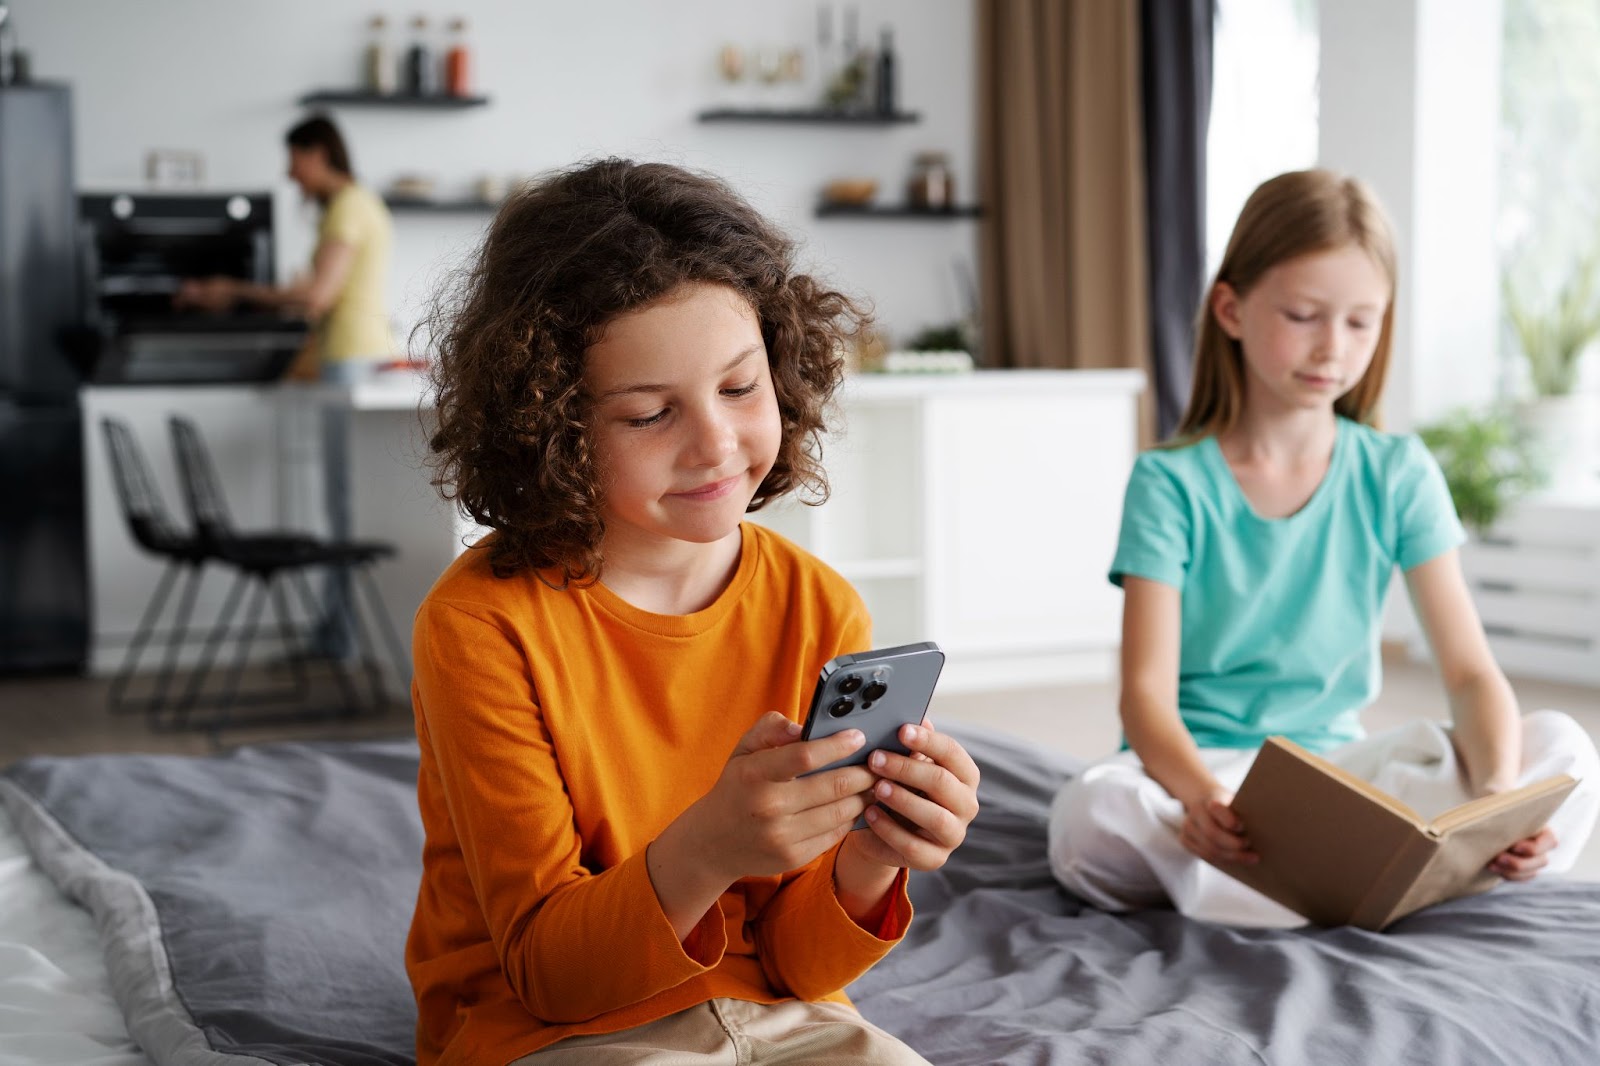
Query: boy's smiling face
[[584, 282, 781, 558]]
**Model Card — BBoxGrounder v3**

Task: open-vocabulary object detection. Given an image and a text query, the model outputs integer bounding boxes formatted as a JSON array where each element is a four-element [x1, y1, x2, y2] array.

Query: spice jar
[[907, 152, 954, 211]]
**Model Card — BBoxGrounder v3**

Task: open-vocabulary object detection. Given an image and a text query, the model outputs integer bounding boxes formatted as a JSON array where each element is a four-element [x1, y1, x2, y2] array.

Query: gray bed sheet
[[3, 724, 1599, 1066]]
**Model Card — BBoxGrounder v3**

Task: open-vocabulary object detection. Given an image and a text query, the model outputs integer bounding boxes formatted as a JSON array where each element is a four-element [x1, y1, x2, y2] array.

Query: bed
[[3, 723, 1599, 1066]]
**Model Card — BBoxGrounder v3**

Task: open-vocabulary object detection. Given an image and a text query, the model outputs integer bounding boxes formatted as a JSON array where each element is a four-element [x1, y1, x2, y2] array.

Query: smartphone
[[799, 642, 945, 826]]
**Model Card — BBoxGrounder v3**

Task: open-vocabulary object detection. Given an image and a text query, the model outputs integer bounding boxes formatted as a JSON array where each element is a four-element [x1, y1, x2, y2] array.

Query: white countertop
[[328, 367, 1147, 413]]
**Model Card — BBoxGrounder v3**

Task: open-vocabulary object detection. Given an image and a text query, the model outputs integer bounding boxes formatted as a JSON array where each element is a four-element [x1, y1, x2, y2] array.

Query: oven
[[69, 192, 310, 385]]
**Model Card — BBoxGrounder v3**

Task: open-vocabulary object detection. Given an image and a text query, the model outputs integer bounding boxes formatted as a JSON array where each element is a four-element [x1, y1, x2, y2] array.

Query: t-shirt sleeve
[[1392, 434, 1467, 571], [1109, 451, 1192, 590], [318, 189, 368, 247]]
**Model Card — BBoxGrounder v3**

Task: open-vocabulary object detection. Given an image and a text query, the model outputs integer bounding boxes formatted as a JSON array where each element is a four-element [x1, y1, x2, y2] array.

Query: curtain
[[976, 0, 1149, 401], [1141, 0, 1215, 439]]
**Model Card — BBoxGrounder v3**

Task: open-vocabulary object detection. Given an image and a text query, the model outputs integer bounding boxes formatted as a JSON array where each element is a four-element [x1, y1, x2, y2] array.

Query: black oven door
[[72, 313, 311, 385]]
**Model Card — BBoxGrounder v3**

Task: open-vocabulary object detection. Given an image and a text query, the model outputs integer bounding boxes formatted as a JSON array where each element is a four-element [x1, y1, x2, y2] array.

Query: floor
[[4, 652, 1598, 878]]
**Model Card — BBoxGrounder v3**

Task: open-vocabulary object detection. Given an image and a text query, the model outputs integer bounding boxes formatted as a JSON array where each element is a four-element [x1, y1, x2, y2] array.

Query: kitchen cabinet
[[750, 370, 1143, 691], [1406, 494, 1600, 686]]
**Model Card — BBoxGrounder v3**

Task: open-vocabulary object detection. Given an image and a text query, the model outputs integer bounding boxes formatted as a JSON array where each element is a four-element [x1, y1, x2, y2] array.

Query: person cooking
[[176, 114, 395, 381], [177, 115, 396, 660]]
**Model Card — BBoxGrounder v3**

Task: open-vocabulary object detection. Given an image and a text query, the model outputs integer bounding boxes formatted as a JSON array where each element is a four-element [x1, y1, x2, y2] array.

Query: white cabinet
[[1438, 495, 1600, 687], [750, 370, 1144, 692]]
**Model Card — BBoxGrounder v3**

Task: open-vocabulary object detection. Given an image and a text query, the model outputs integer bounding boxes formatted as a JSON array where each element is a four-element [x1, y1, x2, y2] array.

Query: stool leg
[[211, 575, 272, 735], [358, 566, 411, 694], [109, 561, 180, 714], [268, 576, 312, 701], [170, 570, 248, 729], [344, 569, 388, 712], [147, 563, 206, 715], [287, 568, 362, 713]]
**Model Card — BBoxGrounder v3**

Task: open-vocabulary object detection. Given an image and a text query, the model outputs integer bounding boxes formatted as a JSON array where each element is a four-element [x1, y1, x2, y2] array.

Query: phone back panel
[[801, 642, 945, 774]]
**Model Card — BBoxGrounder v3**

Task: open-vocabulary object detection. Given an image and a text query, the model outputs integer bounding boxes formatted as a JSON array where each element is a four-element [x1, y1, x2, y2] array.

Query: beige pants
[[1048, 710, 1600, 927], [511, 998, 930, 1065]]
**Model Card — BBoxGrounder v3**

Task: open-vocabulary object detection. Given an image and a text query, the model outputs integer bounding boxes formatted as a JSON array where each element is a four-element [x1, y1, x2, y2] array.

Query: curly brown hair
[[425, 158, 869, 583]]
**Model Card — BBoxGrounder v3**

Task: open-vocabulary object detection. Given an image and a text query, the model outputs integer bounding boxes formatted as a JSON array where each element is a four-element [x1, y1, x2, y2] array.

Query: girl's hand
[[842, 719, 980, 873], [1179, 787, 1259, 866], [686, 711, 878, 883], [1490, 826, 1557, 881]]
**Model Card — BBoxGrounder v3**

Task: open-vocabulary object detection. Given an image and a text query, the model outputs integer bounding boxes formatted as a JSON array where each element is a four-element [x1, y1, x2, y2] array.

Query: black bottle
[[875, 27, 896, 116], [404, 15, 435, 96]]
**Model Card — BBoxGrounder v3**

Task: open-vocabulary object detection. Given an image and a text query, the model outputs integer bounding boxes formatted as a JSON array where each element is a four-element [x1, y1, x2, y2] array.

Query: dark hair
[[426, 158, 869, 583], [285, 114, 353, 177]]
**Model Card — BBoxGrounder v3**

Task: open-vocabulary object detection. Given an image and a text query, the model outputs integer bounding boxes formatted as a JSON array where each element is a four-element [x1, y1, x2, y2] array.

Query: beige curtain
[[977, 0, 1151, 404]]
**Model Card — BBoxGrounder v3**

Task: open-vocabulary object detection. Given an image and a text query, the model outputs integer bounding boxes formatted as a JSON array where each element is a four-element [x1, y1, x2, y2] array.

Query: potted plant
[[1503, 255, 1600, 486], [1417, 406, 1545, 535]]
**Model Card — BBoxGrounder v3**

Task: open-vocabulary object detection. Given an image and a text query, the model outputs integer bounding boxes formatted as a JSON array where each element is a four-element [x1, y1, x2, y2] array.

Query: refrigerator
[[0, 83, 87, 673]]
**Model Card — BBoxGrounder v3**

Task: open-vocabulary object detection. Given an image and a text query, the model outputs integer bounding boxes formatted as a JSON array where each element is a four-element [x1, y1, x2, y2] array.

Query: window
[[1499, 0, 1600, 394], [1205, 0, 1320, 277]]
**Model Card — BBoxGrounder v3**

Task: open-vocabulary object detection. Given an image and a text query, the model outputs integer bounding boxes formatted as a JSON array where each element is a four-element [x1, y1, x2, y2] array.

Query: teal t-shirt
[[1110, 417, 1465, 752]]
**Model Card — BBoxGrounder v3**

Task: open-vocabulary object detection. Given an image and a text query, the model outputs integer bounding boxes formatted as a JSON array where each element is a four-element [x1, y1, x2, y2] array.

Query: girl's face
[[584, 282, 781, 556], [1212, 243, 1391, 417]]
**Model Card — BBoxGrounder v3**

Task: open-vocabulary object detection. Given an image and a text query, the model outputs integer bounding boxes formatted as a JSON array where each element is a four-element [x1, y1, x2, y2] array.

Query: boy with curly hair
[[407, 159, 980, 1065]]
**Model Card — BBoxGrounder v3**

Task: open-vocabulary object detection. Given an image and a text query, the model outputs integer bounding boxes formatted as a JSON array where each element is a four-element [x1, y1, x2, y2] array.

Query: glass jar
[[907, 152, 954, 211]]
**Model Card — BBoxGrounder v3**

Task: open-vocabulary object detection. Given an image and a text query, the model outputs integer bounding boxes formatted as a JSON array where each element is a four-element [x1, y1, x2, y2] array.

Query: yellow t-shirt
[[316, 182, 394, 362], [405, 522, 911, 1065]]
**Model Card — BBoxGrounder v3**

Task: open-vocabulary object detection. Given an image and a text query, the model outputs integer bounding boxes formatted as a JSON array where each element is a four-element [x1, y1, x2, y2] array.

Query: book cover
[[1221, 736, 1576, 931]]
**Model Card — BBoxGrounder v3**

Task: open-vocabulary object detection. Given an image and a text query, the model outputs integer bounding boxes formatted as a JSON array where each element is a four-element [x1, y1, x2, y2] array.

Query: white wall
[[1319, 0, 1503, 432], [9, 0, 978, 347], [1320, 0, 1504, 646]]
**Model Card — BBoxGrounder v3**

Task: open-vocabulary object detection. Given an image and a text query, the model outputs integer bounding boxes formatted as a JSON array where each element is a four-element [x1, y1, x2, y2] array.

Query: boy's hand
[[687, 711, 877, 883], [1490, 826, 1557, 881], [1182, 787, 1259, 866], [841, 719, 980, 873]]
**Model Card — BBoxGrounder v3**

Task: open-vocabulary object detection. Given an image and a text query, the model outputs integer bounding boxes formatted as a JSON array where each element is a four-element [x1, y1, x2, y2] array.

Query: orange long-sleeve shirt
[[405, 523, 913, 1065]]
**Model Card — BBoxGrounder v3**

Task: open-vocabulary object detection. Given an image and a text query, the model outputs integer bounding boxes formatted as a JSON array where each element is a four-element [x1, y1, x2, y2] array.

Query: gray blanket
[[4, 724, 1599, 1066]]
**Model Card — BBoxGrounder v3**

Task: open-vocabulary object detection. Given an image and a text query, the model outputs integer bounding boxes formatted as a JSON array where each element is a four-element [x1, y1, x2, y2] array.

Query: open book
[[1221, 736, 1577, 931]]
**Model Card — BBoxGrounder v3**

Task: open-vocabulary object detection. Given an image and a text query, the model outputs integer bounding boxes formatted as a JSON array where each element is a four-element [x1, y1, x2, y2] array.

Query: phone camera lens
[[861, 680, 889, 702], [828, 696, 855, 718], [838, 674, 863, 695]]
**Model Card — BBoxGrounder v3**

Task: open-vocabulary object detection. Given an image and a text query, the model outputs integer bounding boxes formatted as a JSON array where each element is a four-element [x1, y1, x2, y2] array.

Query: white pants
[[1047, 710, 1600, 927]]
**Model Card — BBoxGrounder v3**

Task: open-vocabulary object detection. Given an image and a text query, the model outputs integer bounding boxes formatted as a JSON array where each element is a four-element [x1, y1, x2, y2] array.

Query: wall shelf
[[383, 197, 500, 214], [815, 203, 982, 220], [697, 107, 920, 125], [299, 91, 489, 109]]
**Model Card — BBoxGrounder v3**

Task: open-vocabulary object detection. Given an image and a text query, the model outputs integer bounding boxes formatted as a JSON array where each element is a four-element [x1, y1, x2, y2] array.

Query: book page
[[1427, 775, 1576, 835], [1375, 779, 1578, 929]]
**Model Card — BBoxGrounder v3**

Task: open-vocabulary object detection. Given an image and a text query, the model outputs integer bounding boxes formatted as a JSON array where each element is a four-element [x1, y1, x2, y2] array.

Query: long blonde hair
[[1173, 169, 1398, 443]]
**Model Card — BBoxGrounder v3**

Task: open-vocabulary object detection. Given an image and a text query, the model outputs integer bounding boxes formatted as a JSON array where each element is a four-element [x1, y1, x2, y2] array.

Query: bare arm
[[1119, 576, 1255, 863], [1404, 549, 1521, 793], [1119, 576, 1215, 805], [238, 240, 356, 317], [179, 241, 355, 319]]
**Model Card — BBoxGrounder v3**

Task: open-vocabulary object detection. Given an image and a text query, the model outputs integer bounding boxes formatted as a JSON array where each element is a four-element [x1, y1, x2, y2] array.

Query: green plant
[[1417, 407, 1545, 534], [903, 322, 969, 351], [1504, 255, 1600, 396]]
